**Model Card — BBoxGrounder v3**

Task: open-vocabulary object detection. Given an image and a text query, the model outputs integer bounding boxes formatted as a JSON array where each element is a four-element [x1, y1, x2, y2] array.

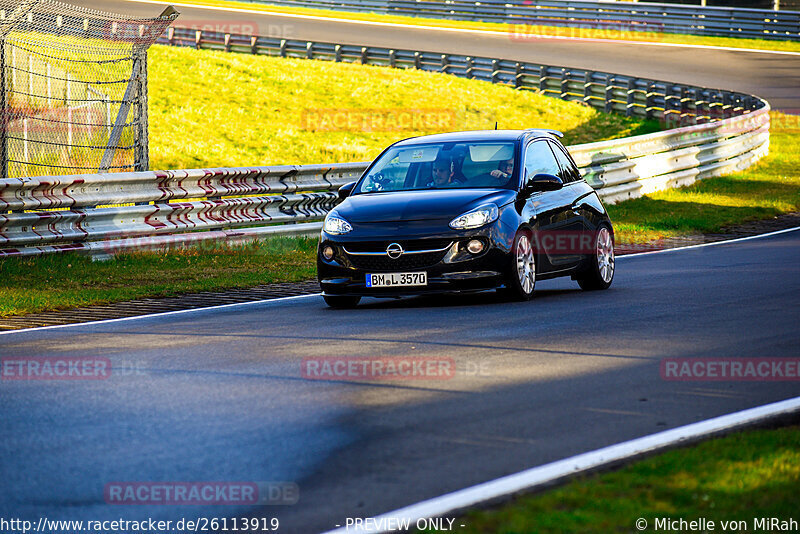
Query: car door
[[521, 139, 574, 272], [548, 140, 591, 263]]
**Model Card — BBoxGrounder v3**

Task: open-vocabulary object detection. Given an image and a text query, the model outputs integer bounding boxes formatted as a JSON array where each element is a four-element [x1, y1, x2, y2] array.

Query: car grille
[[347, 250, 448, 272], [342, 238, 454, 253]]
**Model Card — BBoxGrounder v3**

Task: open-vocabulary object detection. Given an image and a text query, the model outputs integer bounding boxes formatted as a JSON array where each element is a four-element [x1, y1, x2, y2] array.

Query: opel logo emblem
[[386, 243, 404, 259]]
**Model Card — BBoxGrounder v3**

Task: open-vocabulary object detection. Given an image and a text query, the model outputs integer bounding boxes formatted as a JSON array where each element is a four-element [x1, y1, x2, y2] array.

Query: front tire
[[323, 295, 361, 308], [503, 230, 536, 301], [576, 224, 615, 291]]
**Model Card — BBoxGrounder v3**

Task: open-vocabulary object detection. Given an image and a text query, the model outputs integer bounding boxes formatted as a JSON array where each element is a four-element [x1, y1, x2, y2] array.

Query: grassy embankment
[[164, 0, 800, 54], [1, 45, 797, 316], [443, 424, 800, 533]]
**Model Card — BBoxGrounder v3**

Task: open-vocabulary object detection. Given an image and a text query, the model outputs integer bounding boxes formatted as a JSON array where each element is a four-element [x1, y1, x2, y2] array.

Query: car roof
[[392, 129, 563, 147]]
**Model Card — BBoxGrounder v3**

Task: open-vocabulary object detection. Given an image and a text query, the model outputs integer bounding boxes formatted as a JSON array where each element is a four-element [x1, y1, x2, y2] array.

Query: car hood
[[336, 189, 517, 223]]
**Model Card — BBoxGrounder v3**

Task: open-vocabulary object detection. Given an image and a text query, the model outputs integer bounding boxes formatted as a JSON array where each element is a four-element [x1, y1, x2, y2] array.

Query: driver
[[426, 155, 469, 187], [427, 156, 454, 187], [490, 159, 514, 181]]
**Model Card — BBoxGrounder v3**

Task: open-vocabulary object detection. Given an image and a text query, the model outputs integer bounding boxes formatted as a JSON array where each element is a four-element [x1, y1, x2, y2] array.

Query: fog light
[[466, 239, 484, 254], [322, 245, 335, 260]]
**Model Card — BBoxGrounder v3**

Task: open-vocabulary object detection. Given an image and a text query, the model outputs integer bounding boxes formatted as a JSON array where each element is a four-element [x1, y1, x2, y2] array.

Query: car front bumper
[[317, 220, 515, 297]]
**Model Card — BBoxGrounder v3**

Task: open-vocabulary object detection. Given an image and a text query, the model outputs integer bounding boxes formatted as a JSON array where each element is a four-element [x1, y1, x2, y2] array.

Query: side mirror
[[338, 181, 356, 200], [524, 173, 563, 194]]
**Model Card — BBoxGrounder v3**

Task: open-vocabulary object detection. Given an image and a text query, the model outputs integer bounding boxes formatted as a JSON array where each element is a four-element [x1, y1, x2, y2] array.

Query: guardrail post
[[279, 39, 287, 57], [604, 76, 614, 113], [306, 42, 313, 60], [440, 54, 449, 73], [491, 59, 499, 84], [722, 92, 733, 119], [466, 57, 473, 78], [539, 65, 548, 93], [664, 85, 680, 129], [560, 69, 570, 101], [194, 29, 201, 49], [224, 33, 231, 53], [696, 89, 710, 124], [389, 49, 396, 68], [680, 86, 690, 126], [250, 35, 257, 54], [167, 26, 174, 46], [583, 71, 593, 106], [335, 44, 342, 62], [645, 82, 656, 121], [514, 62, 522, 89], [626, 79, 636, 117], [361, 47, 368, 64], [414, 51, 421, 70]]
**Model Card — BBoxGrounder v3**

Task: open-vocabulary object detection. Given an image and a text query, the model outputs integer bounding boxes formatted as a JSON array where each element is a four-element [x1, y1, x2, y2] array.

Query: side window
[[523, 140, 560, 188], [550, 142, 581, 183]]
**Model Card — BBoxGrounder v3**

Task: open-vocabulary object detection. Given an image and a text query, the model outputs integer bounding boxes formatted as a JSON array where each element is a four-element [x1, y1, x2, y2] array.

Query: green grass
[[608, 111, 800, 244], [148, 45, 659, 170], [444, 424, 800, 533], [1, 111, 796, 317], [1, 47, 796, 317], [166, 0, 800, 54], [0, 238, 317, 317]]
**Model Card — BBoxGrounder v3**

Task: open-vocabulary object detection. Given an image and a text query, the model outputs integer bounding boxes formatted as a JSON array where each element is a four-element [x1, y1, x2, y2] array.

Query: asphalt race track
[[81, 0, 800, 110], [2, 231, 799, 532], [6, 3, 800, 532]]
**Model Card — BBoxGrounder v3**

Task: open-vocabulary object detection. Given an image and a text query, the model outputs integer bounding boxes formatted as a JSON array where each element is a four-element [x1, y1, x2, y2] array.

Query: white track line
[[0, 293, 321, 336], [127, 0, 800, 57], [1, 225, 797, 336], [617, 225, 800, 259], [322, 395, 800, 534]]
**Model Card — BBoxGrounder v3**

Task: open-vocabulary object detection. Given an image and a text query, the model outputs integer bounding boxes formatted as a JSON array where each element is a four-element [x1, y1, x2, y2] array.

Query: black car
[[317, 129, 615, 308]]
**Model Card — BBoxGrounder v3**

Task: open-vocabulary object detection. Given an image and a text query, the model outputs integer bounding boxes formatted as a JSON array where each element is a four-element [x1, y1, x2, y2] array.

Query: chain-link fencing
[[0, 0, 177, 178]]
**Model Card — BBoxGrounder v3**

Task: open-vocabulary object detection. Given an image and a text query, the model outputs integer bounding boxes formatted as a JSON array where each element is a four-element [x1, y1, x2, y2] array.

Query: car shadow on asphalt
[[352, 287, 584, 310]]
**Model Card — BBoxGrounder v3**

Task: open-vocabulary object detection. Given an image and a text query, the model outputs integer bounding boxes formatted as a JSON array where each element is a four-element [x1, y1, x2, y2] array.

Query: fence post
[[0, 37, 7, 180], [134, 45, 148, 172]]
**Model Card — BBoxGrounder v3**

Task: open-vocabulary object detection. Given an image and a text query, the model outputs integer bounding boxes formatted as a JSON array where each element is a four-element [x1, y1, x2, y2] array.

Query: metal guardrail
[[245, 0, 800, 41], [162, 28, 764, 125], [0, 30, 770, 257], [0, 108, 769, 257]]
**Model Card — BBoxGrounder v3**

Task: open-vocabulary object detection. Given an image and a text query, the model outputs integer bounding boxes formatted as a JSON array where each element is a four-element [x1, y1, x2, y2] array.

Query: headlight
[[324, 213, 353, 235], [449, 204, 499, 230]]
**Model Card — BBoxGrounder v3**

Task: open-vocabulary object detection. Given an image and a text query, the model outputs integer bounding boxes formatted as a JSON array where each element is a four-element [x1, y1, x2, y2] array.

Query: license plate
[[366, 272, 427, 288]]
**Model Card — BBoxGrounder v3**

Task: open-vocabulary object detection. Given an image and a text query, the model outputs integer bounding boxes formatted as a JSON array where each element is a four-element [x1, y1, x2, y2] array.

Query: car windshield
[[354, 141, 518, 194]]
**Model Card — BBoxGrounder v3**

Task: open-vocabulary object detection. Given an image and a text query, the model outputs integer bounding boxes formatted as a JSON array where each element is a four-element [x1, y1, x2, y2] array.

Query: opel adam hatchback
[[317, 130, 615, 308]]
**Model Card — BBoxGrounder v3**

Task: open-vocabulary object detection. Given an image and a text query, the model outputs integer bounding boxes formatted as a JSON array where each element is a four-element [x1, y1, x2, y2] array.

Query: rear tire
[[576, 224, 615, 291], [504, 230, 536, 301], [323, 295, 361, 308]]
